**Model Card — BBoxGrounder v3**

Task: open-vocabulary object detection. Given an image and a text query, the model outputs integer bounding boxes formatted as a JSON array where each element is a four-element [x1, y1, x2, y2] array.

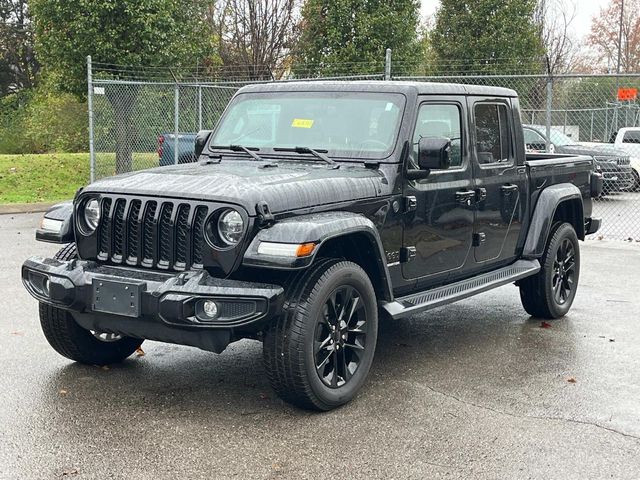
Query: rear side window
[[474, 103, 511, 164], [623, 130, 640, 143]]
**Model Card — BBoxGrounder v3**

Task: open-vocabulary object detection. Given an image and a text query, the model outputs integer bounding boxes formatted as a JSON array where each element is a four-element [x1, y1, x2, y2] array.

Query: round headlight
[[84, 198, 101, 232], [218, 209, 244, 245]]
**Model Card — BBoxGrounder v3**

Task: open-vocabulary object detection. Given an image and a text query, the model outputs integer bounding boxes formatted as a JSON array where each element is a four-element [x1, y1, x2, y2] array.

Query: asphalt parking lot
[[593, 190, 640, 241], [1, 212, 640, 480]]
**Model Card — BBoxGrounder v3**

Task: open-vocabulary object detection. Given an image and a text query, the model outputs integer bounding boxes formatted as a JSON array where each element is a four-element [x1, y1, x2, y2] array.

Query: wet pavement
[[1, 213, 639, 479]]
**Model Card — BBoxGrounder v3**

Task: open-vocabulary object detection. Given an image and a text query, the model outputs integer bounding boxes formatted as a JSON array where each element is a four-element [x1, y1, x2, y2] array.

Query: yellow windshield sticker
[[291, 118, 314, 129]]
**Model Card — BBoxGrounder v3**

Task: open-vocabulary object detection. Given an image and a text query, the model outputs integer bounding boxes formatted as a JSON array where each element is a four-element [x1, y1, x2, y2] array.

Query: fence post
[[198, 85, 203, 131], [174, 83, 179, 165], [545, 76, 553, 152], [87, 55, 95, 183], [384, 48, 392, 80]]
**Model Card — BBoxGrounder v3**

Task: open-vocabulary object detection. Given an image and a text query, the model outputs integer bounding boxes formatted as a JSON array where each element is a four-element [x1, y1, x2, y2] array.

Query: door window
[[474, 103, 511, 165], [411, 104, 463, 168], [523, 128, 546, 152]]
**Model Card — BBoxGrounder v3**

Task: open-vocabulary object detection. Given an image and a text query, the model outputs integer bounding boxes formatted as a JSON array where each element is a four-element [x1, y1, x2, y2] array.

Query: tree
[[293, 0, 421, 77], [0, 0, 39, 95], [588, 0, 640, 73], [213, 0, 298, 80], [535, 0, 578, 75], [430, 0, 544, 75], [30, 0, 212, 173]]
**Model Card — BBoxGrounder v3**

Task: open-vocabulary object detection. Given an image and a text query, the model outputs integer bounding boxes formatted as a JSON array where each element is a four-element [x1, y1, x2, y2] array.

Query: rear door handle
[[500, 184, 519, 195], [455, 190, 476, 206]]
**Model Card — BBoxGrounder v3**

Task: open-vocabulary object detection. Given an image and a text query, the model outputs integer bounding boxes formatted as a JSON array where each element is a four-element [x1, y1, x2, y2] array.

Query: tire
[[263, 259, 378, 411], [632, 169, 640, 192], [519, 222, 580, 319], [39, 244, 143, 365]]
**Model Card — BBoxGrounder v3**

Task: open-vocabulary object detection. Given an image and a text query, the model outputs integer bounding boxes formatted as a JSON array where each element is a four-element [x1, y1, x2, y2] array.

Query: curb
[[0, 201, 60, 215]]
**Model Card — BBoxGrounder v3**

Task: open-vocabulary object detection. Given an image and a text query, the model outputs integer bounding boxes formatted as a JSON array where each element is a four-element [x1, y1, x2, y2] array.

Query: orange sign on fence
[[617, 88, 638, 101]]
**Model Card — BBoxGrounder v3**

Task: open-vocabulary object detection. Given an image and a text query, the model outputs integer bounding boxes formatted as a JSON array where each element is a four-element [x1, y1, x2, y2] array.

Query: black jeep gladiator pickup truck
[[23, 81, 602, 410]]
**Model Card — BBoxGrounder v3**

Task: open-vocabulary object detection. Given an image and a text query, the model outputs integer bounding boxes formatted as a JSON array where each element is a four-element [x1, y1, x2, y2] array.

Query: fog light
[[42, 277, 50, 297], [195, 299, 219, 322], [203, 300, 218, 318]]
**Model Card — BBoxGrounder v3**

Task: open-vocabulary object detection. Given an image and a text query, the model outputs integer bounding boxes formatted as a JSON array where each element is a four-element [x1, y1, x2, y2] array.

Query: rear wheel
[[263, 259, 378, 410], [39, 244, 142, 365], [519, 222, 580, 319]]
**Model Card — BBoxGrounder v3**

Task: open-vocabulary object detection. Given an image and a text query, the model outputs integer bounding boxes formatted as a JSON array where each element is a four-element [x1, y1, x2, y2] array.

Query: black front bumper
[[22, 256, 284, 353]]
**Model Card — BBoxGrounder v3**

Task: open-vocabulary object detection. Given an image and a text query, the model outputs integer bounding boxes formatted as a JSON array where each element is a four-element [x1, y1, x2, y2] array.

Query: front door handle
[[501, 184, 519, 196], [455, 190, 476, 206]]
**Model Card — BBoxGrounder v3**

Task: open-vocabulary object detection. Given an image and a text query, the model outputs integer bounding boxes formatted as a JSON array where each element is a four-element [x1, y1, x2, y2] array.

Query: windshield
[[210, 92, 406, 160]]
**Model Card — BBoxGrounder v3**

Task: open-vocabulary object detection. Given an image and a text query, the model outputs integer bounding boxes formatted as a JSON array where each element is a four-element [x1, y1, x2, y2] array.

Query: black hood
[[84, 160, 390, 215]]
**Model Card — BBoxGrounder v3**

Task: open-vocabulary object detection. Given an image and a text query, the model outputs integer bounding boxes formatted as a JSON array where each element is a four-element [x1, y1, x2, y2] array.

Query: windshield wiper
[[274, 146, 339, 168], [209, 144, 265, 162]]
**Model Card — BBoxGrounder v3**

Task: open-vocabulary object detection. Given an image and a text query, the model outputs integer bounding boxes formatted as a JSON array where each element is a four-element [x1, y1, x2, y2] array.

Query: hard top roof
[[237, 80, 517, 98]]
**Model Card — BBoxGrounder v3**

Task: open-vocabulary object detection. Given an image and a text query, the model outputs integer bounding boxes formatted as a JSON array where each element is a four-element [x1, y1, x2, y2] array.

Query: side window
[[623, 131, 640, 144], [474, 103, 511, 165], [411, 104, 463, 168]]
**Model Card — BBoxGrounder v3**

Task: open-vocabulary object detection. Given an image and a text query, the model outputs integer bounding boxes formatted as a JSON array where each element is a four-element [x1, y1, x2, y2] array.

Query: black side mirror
[[195, 130, 213, 158], [418, 137, 451, 171]]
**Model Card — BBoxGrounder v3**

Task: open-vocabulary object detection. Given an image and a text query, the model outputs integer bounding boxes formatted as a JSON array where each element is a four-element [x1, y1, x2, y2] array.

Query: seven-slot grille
[[97, 197, 210, 271]]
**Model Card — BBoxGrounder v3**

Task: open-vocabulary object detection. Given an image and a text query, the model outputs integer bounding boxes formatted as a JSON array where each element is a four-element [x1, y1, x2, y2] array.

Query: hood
[[558, 143, 628, 157], [84, 160, 389, 215]]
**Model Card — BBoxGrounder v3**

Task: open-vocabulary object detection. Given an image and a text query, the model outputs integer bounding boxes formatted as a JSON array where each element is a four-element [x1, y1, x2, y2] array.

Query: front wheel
[[263, 259, 378, 410], [519, 222, 580, 319], [632, 169, 640, 192]]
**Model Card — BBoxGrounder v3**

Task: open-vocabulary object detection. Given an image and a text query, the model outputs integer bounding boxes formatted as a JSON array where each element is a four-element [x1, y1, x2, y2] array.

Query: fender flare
[[243, 211, 393, 301], [36, 201, 75, 244], [522, 183, 583, 258]]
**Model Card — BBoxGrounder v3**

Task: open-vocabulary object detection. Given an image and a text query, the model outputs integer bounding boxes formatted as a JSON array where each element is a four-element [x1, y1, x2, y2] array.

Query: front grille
[[97, 197, 211, 271], [595, 155, 631, 166]]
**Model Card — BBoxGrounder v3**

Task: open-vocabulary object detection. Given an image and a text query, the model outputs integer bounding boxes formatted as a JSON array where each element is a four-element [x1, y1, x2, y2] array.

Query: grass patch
[[0, 152, 161, 204], [0, 153, 89, 204]]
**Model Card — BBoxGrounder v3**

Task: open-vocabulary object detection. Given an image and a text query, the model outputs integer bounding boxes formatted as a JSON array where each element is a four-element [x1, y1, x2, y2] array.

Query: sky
[[420, 0, 611, 40]]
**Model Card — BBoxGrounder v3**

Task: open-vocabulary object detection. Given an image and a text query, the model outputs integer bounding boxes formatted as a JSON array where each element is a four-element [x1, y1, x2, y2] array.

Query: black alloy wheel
[[551, 238, 577, 305], [314, 285, 369, 388]]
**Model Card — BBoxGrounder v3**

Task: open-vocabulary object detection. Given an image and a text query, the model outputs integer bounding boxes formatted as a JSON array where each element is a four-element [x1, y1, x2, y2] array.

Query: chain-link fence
[[87, 55, 640, 241]]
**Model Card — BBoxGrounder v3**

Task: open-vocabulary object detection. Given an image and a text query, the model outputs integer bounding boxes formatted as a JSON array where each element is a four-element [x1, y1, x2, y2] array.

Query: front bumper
[[601, 170, 635, 190], [22, 256, 284, 352]]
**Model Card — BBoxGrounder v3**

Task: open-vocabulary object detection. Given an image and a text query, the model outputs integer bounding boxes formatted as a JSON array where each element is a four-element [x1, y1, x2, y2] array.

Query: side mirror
[[195, 130, 213, 158], [418, 137, 451, 171]]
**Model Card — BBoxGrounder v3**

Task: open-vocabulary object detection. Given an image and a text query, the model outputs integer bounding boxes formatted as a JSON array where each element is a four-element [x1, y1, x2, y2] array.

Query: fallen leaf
[[59, 389, 68, 396], [259, 393, 270, 400], [58, 467, 79, 477], [10, 331, 24, 336], [567, 377, 577, 383], [540, 321, 552, 329], [135, 347, 145, 356]]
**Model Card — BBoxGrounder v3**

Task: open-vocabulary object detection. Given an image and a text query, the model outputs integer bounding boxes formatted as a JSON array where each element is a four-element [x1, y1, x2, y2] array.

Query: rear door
[[402, 97, 475, 281], [469, 98, 526, 264]]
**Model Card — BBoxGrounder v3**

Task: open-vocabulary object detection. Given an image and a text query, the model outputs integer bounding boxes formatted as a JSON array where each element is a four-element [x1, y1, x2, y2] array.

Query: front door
[[402, 98, 475, 281], [469, 98, 526, 264]]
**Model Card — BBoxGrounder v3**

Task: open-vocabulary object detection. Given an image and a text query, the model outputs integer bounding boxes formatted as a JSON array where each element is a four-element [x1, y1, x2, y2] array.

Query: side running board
[[381, 259, 540, 320]]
